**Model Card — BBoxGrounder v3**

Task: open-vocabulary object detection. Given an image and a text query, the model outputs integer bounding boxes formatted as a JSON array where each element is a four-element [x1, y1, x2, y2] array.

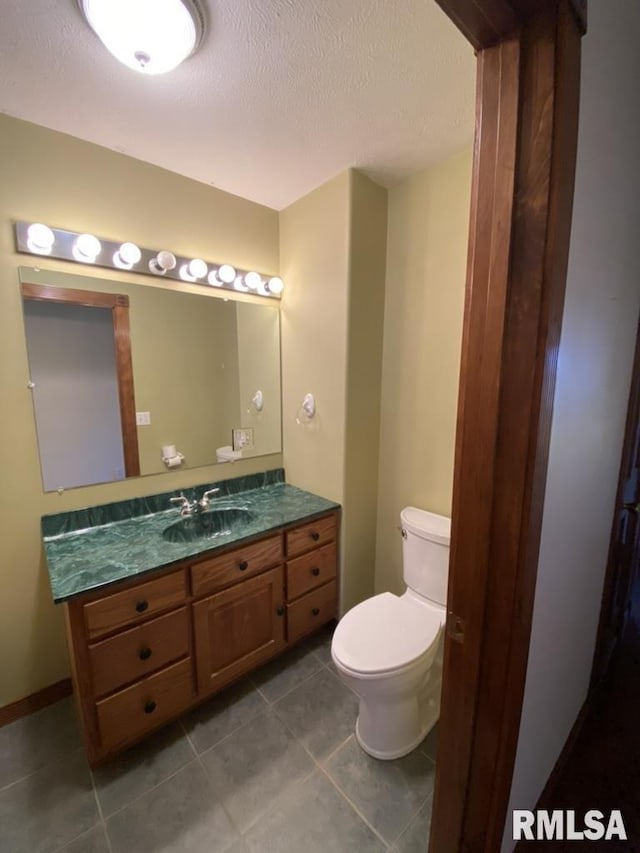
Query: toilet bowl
[[331, 507, 450, 760]]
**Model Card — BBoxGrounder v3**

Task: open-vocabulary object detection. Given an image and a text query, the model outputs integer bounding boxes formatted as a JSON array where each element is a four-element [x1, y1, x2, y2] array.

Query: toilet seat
[[332, 592, 443, 675]]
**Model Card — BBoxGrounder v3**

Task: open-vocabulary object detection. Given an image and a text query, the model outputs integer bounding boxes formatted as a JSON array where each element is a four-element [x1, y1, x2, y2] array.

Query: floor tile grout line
[[178, 716, 200, 758], [88, 763, 115, 853], [192, 746, 242, 844], [270, 703, 330, 771], [386, 787, 436, 846], [96, 755, 202, 822], [196, 704, 274, 760], [251, 659, 326, 707], [315, 731, 355, 768], [317, 762, 391, 848], [236, 763, 319, 839], [49, 820, 110, 853], [319, 736, 436, 848], [0, 744, 86, 794]]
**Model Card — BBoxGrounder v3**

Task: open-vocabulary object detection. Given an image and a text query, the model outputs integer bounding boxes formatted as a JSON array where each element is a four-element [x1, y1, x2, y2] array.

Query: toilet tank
[[401, 507, 451, 605]]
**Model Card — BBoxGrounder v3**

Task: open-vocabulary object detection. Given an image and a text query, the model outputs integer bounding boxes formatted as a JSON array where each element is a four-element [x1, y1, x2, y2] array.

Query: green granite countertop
[[42, 470, 339, 603]]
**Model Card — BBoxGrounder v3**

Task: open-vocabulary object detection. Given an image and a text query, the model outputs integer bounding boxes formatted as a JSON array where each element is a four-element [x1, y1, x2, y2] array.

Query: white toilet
[[331, 507, 450, 760]]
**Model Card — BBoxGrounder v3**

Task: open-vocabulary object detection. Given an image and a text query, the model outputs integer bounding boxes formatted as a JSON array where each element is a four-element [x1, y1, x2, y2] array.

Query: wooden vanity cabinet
[[193, 565, 286, 695], [64, 510, 339, 766]]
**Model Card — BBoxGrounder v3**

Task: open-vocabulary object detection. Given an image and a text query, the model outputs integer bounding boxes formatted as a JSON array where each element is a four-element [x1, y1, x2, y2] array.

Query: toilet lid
[[332, 593, 443, 675]]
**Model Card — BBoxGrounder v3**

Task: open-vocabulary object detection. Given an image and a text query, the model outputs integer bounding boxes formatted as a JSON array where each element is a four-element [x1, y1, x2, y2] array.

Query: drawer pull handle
[[310, 531, 320, 542], [276, 606, 285, 616], [311, 567, 320, 577], [238, 560, 249, 571], [312, 607, 320, 616], [144, 700, 157, 714], [135, 600, 149, 613], [139, 647, 152, 661]]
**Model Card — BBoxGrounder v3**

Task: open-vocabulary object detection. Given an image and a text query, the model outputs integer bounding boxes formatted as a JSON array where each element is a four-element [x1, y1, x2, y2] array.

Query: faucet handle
[[170, 493, 191, 513], [199, 487, 220, 509]]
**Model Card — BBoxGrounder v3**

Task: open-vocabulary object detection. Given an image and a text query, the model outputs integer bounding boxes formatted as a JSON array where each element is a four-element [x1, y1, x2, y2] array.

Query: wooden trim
[[568, 0, 587, 33], [430, 33, 521, 853], [0, 679, 72, 727], [432, 0, 521, 50], [113, 303, 140, 477], [21, 281, 140, 479], [430, 2, 582, 851], [21, 282, 127, 309], [508, 0, 588, 35], [481, 8, 582, 848], [591, 316, 640, 689]]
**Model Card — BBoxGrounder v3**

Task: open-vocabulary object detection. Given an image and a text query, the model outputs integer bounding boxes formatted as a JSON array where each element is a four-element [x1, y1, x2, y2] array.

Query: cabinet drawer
[[286, 514, 337, 558], [191, 535, 283, 597], [287, 580, 337, 644], [89, 607, 189, 698], [286, 543, 337, 601], [83, 571, 186, 641], [96, 658, 193, 752]]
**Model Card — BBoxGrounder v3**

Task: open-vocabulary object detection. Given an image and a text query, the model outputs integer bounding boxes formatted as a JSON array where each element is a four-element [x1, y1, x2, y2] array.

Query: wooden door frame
[[429, 1, 586, 851], [21, 282, 141, 478], [591, 316, 640, 690]]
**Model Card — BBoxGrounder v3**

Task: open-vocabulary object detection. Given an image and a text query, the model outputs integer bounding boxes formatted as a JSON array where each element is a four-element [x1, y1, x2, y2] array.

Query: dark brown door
[[593, 319, 640, 686]]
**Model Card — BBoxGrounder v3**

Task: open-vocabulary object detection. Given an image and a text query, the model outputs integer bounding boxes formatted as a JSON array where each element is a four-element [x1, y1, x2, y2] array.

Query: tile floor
[[0, 625, 438, 853]]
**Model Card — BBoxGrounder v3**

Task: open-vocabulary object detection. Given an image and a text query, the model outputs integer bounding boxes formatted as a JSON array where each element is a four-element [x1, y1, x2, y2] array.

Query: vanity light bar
[[13, 222, 284, 299]]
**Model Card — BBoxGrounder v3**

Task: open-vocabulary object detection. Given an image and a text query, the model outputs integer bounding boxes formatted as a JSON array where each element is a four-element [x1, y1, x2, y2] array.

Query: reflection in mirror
[[19, 267, 282, 492]]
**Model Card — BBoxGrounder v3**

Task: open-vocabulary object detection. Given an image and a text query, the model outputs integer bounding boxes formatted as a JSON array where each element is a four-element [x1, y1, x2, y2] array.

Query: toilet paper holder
[[162, 444, 185, 468]]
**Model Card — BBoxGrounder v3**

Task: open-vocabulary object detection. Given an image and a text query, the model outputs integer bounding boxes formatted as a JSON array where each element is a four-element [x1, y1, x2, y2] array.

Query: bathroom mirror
[[19, 266, 282, 491]]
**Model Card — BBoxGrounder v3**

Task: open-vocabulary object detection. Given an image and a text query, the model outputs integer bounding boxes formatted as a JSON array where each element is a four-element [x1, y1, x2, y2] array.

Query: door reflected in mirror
[[19, 267, 282, 492]]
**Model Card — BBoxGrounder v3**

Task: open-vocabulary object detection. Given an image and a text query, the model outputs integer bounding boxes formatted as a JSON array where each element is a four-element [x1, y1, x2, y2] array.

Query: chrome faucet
[[169, 488, 220, 517], [169, 493, 197, 517], [198, 488, 220, 511]]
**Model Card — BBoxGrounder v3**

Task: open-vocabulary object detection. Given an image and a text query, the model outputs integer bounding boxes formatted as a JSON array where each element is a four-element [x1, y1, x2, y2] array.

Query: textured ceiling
[[0, 0, 475, 210]]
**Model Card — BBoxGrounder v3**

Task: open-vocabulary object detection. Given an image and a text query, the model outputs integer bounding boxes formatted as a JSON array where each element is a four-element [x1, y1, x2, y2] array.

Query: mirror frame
[[21, 281, 140, 477]]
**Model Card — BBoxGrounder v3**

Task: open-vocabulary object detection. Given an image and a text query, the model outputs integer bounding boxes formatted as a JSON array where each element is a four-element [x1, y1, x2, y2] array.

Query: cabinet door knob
[[310, 531, 320, 542], [135, 600, 149, 613], [312, 607, 320, 616], [139, 647, 152, 661], [311, 567, 320, 576], [238, 560, 249, 571], [276, 606, 285, 616], [143, 700, 157, 714]]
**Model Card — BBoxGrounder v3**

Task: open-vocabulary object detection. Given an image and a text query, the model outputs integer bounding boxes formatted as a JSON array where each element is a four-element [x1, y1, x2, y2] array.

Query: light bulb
[[148, 250, 176, 274], [244, 271, 261, 290], [218, 264, 236, 284], [179, 263, 195, 282], [73, 233, 101, 262], [79, 0, 203, 76], [27, 223, 55, 255], [207, 270, 222, 286], [187, 258, 207, 279], [113, 241, 142, 268], [267, 276, 284, 295]]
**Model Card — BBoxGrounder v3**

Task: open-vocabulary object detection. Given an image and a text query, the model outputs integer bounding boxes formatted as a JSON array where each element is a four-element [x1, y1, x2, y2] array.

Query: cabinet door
[[193, 566, 285, 695]]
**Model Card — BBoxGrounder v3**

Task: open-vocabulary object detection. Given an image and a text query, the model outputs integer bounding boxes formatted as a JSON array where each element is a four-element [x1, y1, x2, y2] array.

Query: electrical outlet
[[232, 427, 254, 450], [136, 411, 151, 426]]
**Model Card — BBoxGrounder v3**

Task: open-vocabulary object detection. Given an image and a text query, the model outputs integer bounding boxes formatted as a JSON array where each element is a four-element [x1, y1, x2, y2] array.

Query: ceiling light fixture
[[14, 223, 284, 300], [78, 0, 205, 76]]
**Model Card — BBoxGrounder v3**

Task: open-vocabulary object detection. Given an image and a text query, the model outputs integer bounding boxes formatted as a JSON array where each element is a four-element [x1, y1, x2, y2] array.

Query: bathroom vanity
[[42, 471, 339, 766]]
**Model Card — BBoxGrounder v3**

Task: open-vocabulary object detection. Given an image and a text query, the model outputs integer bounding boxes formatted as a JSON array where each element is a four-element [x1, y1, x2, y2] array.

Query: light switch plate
[[232, 427, 254, 450], [136, 411, 151, 426]]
